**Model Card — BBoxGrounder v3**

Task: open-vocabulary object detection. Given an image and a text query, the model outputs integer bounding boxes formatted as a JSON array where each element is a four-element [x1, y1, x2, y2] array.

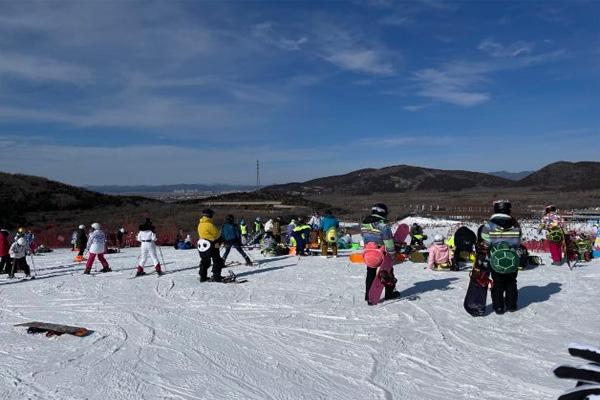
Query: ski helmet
[[17, 237, 26, 246], [371, 203, 388, 218], [201, 208, 214, 218], [256, 216, 261, 222], [434, 234, 444, 243], [91, 222, 101, 230], [17, 227, 25, 234], [493, 200, 512, 215], [78, 224, 85, 229], [545, 204, 557, 214]]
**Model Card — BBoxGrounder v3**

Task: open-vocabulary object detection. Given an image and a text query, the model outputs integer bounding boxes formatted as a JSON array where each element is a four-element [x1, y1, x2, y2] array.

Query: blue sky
[[0, 0, 598, 186]]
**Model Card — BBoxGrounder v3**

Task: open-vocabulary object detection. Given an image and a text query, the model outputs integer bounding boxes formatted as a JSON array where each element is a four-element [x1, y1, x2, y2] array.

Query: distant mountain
[[86, 183, 255, 195], [0, 172, 157, 227], [488, 170, 533, 181], [516, 161, 600, 190], [262, 165, 513, 195]]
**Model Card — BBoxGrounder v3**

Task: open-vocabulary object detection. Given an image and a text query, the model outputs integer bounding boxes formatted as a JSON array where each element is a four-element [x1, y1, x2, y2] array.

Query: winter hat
[[493, 200, 511, 215], [78, 224, 85, 229], [371, 203, 388, 218], [434, 234, 444, 243], [201, 209, 214, 218], [91, 222, 101, 230]]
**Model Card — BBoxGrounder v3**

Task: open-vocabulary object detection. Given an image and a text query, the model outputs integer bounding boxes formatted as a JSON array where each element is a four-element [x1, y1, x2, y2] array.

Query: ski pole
[[29, 254, 37, 278], [157, 245, 167, 272]]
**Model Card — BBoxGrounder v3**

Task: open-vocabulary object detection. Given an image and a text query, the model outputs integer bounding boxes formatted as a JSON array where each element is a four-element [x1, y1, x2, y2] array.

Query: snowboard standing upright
[[463, 225, 489, 316], [368, 255, 395, 305], [393, 223, 410, 244]]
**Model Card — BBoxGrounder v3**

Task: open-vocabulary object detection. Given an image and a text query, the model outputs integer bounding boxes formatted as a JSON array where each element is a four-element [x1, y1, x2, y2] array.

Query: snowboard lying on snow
[[15, 321, 92, 337]]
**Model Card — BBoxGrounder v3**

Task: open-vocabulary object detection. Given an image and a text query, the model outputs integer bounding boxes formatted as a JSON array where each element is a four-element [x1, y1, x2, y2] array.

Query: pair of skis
[[554, 343, 600, 400]]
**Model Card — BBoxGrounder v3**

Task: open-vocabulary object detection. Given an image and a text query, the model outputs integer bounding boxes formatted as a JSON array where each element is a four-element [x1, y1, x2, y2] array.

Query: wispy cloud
[[252, 22, 308, 51], [356, 134, 451, 147], [0, 52, 93, 83], [478, 38, 533, 58]]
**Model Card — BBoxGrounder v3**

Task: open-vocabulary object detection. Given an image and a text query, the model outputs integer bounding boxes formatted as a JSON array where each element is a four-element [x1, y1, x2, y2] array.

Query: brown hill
[[262, 165, 513, 195], [0, 172, 157, 227], [516, 161, 600, 191]]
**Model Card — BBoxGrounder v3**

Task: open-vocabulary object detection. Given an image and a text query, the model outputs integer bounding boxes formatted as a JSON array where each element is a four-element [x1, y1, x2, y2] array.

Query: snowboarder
[[427, 234, 452, 270], [74, 225, 88, 262], [8, 237, 31, 278], [197, 209, 225, 282], [0, 229, 11, 274], [221, 214, 253, 266], [410, 223, 426, 249], [292, 217, 311, 256], [539, 205, 564, 265], [479, 200, 522, 314], [135, 219, 162, 276], [360, 203, 400, 303], [320, 210, 339, 257], [83, 223, 111, 274]]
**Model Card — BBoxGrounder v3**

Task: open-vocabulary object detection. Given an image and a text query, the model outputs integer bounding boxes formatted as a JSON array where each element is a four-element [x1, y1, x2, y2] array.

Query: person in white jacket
[[135, 219, 162, 276], [84, 223, 111, 274], [8, 237, 31, 278]]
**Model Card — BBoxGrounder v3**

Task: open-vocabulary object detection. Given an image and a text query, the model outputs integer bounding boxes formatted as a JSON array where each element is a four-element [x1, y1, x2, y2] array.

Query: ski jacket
[[240, 223, 248, 235], [320, 215, 339, 233], [86, 230, 108, 254], [361, 214, 395, 254], [9, 242, 30, 259], [293, 224, 311, 240], [198, 216, 220, 242], [221, 223, 241, 244], [137, 230, 157, 245], [479, 214, 522, 251], [427, 243, 451, 269], [0, 231, 9, 257], [75, 228, 88, 249], [540, 212, 563, 230], [287, 222, 296, 237], [264, 219, 274, 233], [254, 221, 263, 234], [308, 215, 321, 230]]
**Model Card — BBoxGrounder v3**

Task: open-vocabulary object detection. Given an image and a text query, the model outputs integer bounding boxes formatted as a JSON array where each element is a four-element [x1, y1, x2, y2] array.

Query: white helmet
[[434, 234, 444, 243], [17, 237, 26, 246], [79, 224, 85, 229], [91, 223, 101, 230]]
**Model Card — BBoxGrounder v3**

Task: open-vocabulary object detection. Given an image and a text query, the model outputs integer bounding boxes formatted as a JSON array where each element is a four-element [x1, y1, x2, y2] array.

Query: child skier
[[539, 205, 564, 265], [135, 219, 162, 276], [8, 237, 31, 278], [74, 224, 88, 262], [427, 234, 452, 270], [292, 217, 311, 256], [83, 223, 111, 274], [197, 209, 225, 282]]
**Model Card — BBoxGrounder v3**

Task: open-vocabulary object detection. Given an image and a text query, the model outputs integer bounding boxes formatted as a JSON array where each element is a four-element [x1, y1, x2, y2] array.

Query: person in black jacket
[[74, 225, 88, 262]]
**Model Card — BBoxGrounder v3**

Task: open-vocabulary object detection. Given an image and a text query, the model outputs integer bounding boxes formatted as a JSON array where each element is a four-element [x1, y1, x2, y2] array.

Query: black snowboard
[[15, 321, 92, 337], [464, 225, 489, 316]]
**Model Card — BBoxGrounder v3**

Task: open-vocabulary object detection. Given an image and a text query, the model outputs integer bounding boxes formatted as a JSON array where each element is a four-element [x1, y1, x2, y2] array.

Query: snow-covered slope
[[1, 242, 598, 399]]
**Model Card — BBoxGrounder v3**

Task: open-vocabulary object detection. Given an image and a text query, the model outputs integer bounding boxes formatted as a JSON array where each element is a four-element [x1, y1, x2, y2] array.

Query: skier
[[74, 225, 88, 262], [286, 218, 296, 245], [264, 218, 274, 234], [427, 234, 452, 270], [360, 203, 400, 303], [197, 209, 225, 282], [221, 214, 253, 266], [116, 227, 126, 248], [308, 211, 322, 246], [320, 210, 339, 257], [539, 205, 564, 265], [479, 200, 522, 314], [135, 219, 162, 276], [239, 219, 249, 245], [83, 223, 111, 274], [292, 217, 311, 256], [8, 237, 31, 278], [0, 229, 10, 274]]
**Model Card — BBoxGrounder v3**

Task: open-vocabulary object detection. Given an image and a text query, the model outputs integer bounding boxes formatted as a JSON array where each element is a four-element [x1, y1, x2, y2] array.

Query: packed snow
[[1, 223, 599, 399]]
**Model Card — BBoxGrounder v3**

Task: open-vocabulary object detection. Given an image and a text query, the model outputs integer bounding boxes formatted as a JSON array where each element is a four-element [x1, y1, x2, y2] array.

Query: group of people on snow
[[0, 227, 37, 278]]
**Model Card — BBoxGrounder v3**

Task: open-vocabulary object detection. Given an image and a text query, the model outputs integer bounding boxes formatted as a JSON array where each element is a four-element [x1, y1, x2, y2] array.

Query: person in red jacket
[[0, 229, 10, 274]]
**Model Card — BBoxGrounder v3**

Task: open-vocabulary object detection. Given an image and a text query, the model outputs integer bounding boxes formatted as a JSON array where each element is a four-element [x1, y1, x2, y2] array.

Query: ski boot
[[155, 265, 164, 276], [135, 267, 146, 277], [100, 267, 112, 273], [83, 269, 91, 275]]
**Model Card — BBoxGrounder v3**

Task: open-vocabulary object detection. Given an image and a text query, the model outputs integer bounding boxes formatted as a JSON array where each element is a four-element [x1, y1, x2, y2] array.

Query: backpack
[[547, 227, 564, 243], [325, 227, 338, 244], [363, 242, 385, 268], [489, 242, 520, 274]]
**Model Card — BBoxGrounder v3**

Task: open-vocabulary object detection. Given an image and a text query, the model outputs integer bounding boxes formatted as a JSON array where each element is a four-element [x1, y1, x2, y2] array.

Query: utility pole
[[256, 160, 260, 191]]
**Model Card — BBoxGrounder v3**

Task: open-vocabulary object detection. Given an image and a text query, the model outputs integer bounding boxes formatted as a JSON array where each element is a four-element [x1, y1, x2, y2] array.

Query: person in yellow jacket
[[197, 208, 225, 282]]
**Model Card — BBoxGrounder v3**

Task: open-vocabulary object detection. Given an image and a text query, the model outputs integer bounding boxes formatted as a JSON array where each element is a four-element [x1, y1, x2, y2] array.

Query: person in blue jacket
[[221, 214, 253, 265], [320, 210, 340, 257]]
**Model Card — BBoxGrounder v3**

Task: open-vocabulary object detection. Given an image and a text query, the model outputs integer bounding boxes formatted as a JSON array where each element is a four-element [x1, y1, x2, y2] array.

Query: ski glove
[[554, 343, 600, 400]]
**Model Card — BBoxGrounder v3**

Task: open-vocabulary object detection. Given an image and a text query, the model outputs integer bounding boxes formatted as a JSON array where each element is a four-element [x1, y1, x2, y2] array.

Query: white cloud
[[478, 38, 534, 58], [252, 22, 308, 51], [0, 52, 93, 83], [325, 49, 395, 76]]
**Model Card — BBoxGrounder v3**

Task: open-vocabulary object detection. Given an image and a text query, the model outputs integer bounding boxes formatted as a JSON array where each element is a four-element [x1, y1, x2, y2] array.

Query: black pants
[[10, 258, 30, 277], [77, 247, 85, 257], [365, 267, 395, 301], [491, 270, 518, 311], [0, 255, 11, 273], [222, 243, 251, 263], [199, 244, 224, 281]]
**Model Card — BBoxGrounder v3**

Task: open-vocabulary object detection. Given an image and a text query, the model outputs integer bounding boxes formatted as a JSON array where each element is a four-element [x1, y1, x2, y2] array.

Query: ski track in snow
[[0, 227, 599, 400]]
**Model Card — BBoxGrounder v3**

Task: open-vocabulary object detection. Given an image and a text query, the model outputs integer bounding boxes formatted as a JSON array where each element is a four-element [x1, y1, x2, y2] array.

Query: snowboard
[[464, 225, 489, 316], [15, 321, 91, 337], [368, 256, 395, 305], [553, 343, 600, 399], [394, 223, 410, 244]]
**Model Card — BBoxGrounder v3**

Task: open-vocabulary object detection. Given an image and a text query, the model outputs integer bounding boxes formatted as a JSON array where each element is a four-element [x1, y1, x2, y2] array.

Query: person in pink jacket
[[427, 234, 452, 270]]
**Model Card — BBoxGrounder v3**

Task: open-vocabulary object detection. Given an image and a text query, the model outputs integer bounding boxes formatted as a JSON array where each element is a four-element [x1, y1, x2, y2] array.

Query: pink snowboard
[[394, 223, 410, 244], [368, 254, 394, 305]]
